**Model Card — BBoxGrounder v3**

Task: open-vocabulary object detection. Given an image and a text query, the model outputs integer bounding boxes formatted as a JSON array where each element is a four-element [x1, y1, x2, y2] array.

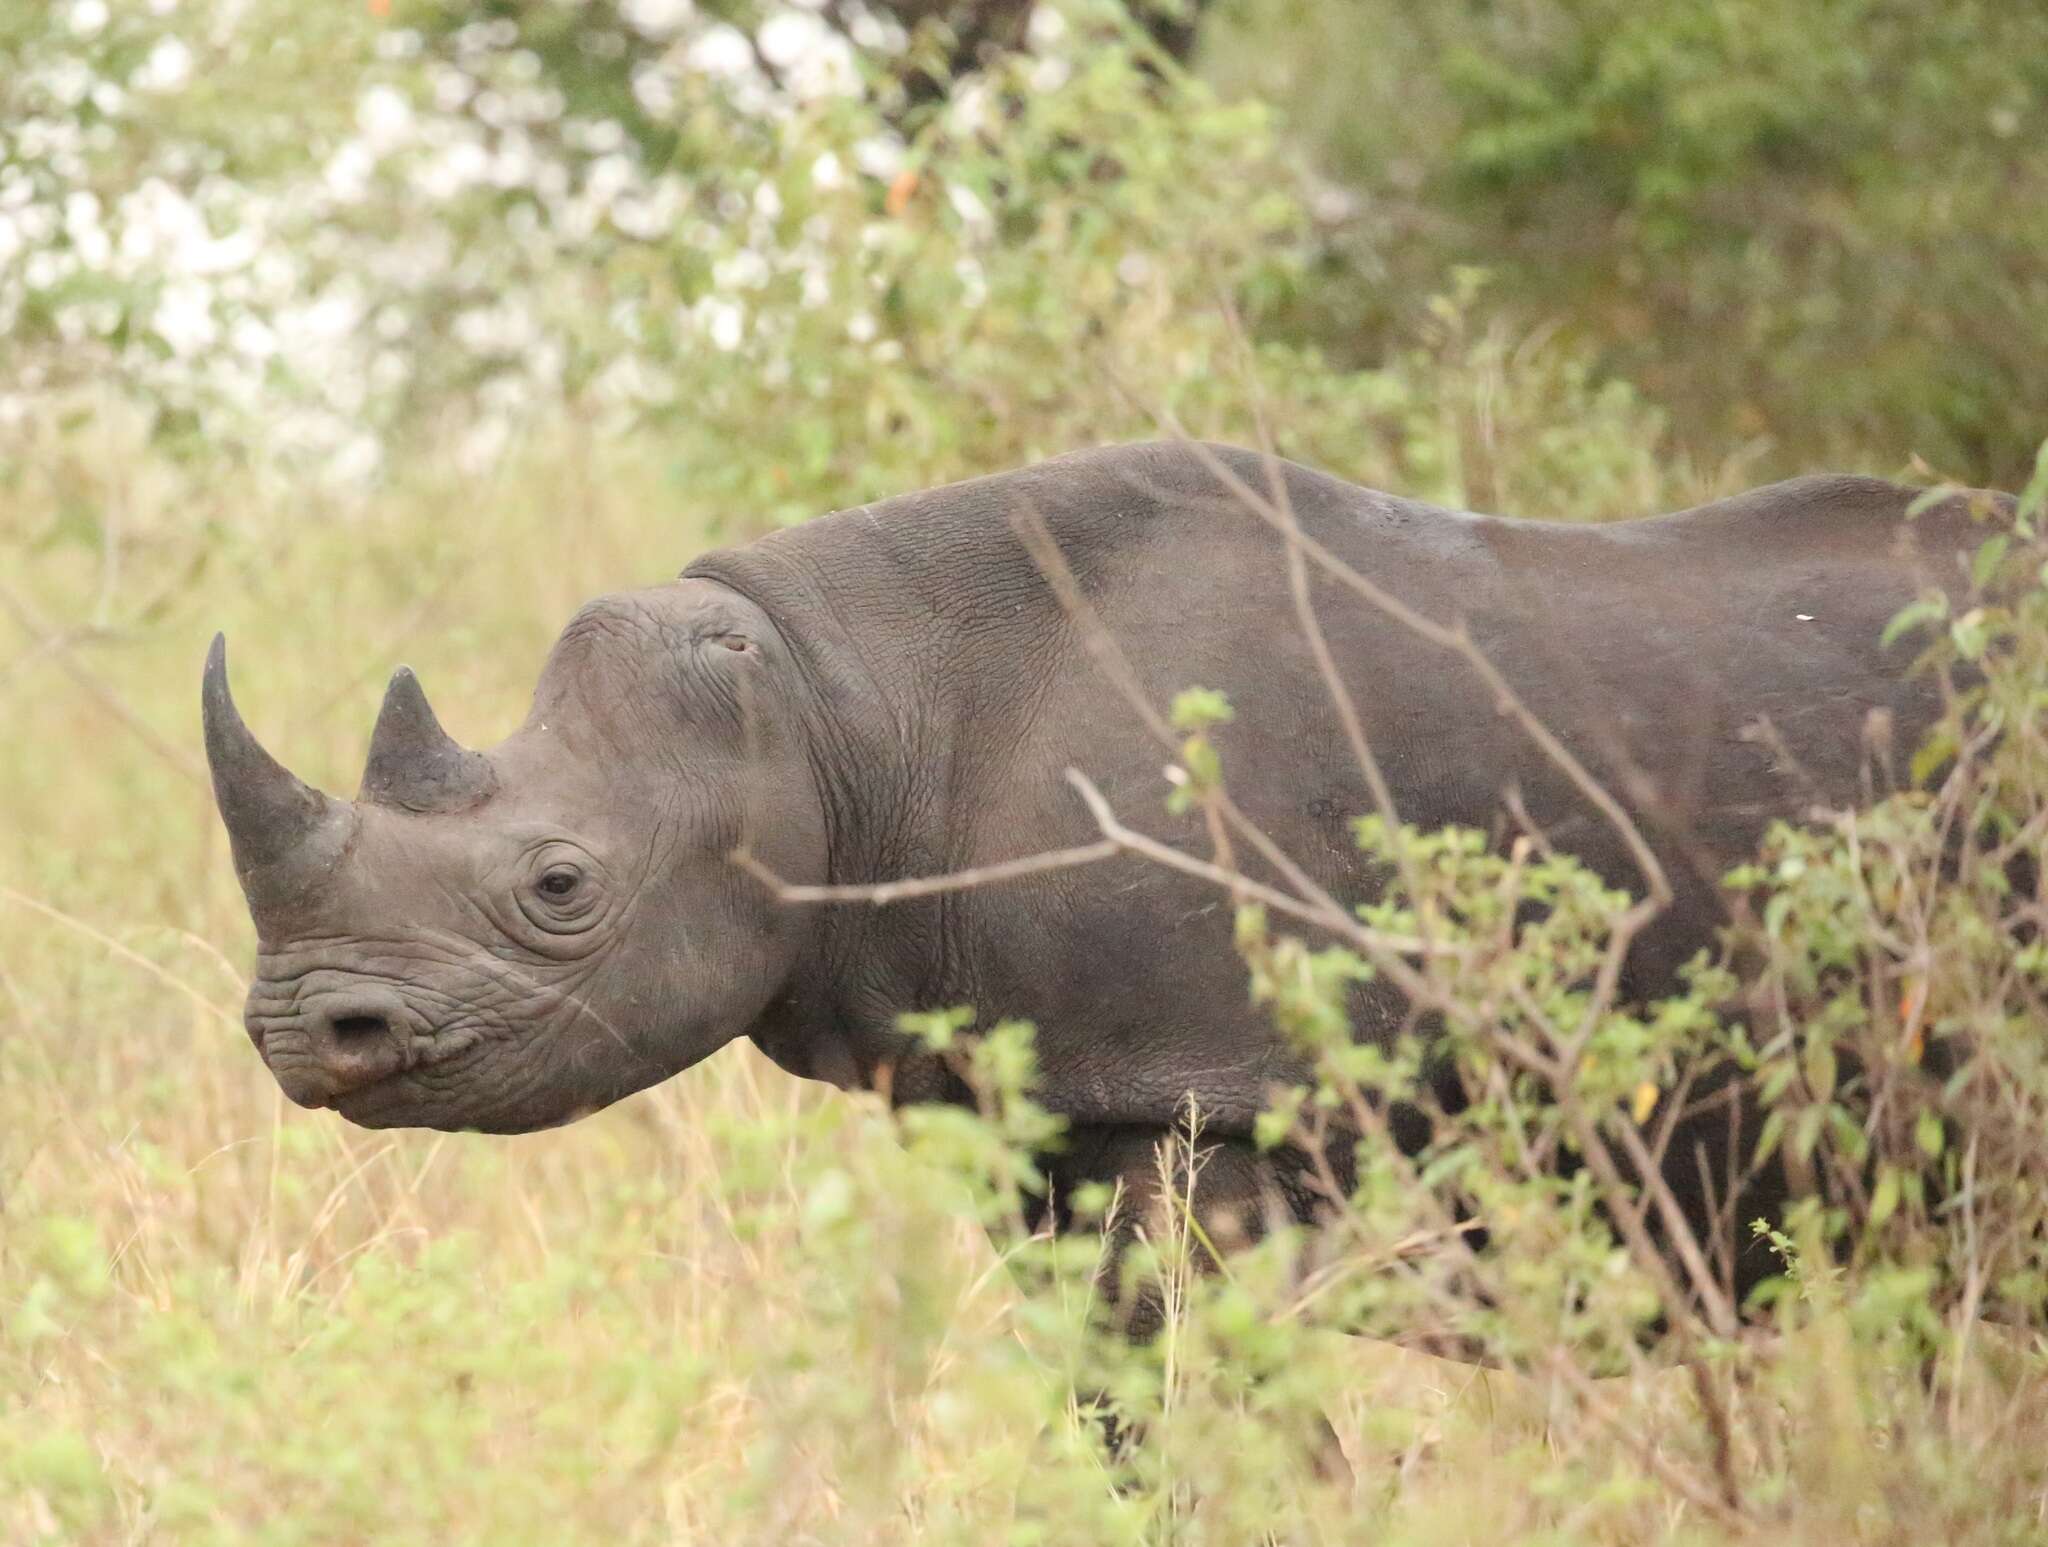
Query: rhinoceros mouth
[[313, 1020, 592, 1132], [247, 985, 503, 1110], [319, 1048, 479, 1126], [324, 1063, 554, 1134]]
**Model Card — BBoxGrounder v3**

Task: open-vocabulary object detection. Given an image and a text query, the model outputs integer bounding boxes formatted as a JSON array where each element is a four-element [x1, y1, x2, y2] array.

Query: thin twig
[[1548, 1351, 1748, 1528], [1157, 432, 1677, 1053], [0, 887, 241, 1026], [1005, 500, 1358, 926], [1211, 296, 1436, 942], [1061, 769, 1449, 960], [730, 837, 1120, 906], [1149, 428, 1675, 919], [730, 773, 1451, 962], [0, 583, 208, 787]]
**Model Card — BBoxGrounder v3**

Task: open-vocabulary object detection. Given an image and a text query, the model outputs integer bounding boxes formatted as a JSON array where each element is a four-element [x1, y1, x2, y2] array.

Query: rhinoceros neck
[[680, 444, 1350, 896], [680, 527, 969, 1090], [677, 442, 1420, 1092], [681, 545, 941, 879]]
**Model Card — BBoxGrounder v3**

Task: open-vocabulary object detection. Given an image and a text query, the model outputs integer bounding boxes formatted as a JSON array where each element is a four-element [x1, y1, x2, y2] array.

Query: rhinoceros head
[[203, 581, 826, 1132]]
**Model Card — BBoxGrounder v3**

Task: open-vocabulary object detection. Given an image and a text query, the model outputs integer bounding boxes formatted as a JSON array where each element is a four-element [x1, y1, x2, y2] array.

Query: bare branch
[[1060, 768, 1450, 961], [1005, 500, 1359, 926], [0, 886, 240, 1026], [1146, 426, 1675, 921], [730, 837, 1120, 906], [730, 773, 1454, 966], [0, 583, 207, 788], [1212, 292, 1411, 848], [1144, 425, 1681, 1068], [1546, 1350, 1748, 1527]]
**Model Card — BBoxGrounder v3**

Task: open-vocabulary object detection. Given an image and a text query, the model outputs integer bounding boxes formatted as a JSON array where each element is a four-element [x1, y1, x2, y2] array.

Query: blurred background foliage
[[1209, 0, 2048, 485], [4, 0, 2043, 499], [5, 1, 2047, 1542]]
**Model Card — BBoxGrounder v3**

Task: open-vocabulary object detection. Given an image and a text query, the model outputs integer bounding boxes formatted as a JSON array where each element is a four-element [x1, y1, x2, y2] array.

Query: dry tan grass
[[7, 420, 2048, 1544]]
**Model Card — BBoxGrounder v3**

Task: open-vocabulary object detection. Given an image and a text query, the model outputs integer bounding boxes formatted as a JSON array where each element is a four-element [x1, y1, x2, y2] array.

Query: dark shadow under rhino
[[204, 441, 2008, 1317]]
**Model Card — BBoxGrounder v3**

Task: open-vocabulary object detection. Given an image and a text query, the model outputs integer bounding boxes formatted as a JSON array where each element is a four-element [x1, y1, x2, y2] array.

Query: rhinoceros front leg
[[1029, 1123, 1352, 1479], [1037, 1123, 1316, 1340]]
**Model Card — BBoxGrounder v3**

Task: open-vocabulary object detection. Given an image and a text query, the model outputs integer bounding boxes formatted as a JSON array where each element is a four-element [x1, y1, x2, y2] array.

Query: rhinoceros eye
[[515, 844, 606, 939]]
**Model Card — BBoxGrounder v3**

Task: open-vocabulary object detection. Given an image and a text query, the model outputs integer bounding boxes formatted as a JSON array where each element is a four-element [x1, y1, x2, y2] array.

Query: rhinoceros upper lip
[[262, 1028, 432, 1111], [321, 1059, 437, 1118], [295, 1066, 396, 1111], [322, 1028, 492, 1109]]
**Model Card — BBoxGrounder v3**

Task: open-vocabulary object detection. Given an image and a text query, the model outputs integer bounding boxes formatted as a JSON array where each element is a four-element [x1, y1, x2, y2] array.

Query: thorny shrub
[[911, 441, 2048, 1534]]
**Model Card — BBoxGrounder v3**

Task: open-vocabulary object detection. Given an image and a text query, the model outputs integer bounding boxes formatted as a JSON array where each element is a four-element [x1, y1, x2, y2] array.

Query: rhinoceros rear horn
[[359, 666, 497, 812], [202, 634, 352, 896]]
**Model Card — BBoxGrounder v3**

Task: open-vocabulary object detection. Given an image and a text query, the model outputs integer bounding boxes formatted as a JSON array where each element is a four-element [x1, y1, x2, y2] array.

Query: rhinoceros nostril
[[297, 995, 410, 1100]]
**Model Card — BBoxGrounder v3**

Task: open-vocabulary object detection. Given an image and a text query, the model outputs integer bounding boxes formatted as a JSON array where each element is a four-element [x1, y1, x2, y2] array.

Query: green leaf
[[1180, 735, 1223, 788], [1253, 1087, 1307, 1151], [1972, 533, 2010, 589], [1910, 726, 1959, 788], [1949, 607, 1989, 661], [896, 1005, 975, 1051], [1904, 483, 1960, 519], [1753, 1106, 1785, 1163], [1169, 686, 1234, 731], [1793, 1104, 1826, 1164], [1803, 1040, 1837, 1103], [1916, 1109, 1946, 1159], [1869, 1167, 1900, 1227], [2017, 436, 2048, 533], [802, 1168, 855, 1231], [1880, 593, 1948, 649]]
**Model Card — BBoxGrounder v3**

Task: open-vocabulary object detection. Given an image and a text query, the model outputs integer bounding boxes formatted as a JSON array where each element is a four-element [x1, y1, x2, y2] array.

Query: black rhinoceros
[[204, 441, 1999, 1308]]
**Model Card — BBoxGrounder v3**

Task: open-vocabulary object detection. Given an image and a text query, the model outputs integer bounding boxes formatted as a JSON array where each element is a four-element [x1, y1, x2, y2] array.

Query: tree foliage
[[1208, 0, 2048, 483]]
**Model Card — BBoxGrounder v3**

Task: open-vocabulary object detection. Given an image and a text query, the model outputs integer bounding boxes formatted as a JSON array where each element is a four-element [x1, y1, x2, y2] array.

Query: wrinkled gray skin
[[207, 441, 1998, 1310]]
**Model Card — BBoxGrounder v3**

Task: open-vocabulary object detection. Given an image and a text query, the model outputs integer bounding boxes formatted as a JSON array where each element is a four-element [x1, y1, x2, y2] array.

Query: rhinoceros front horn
[[202, 634, 352, 898], [358, 666, 497, 812]]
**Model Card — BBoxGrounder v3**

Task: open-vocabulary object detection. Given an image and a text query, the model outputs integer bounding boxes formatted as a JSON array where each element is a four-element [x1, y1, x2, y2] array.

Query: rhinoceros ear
[[359, 667, 497, 812], [202, 633, 353, 899]]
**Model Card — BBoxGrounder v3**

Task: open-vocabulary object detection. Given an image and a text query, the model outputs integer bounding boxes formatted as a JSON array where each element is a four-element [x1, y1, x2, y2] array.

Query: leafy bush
[[1207, 0, 2048, 484], [0, 0, 1686, 520]]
